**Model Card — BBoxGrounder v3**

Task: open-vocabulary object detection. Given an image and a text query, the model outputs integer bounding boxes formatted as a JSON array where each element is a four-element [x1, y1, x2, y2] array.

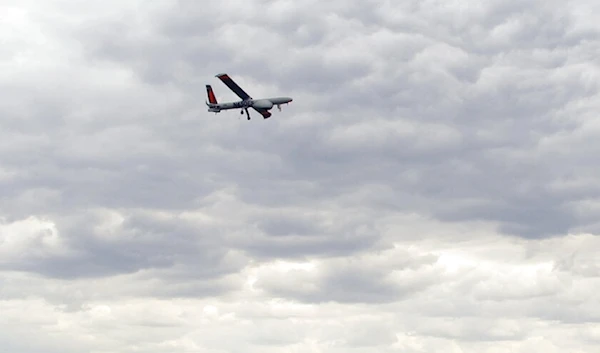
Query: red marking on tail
[[206, 85, 218, 104]]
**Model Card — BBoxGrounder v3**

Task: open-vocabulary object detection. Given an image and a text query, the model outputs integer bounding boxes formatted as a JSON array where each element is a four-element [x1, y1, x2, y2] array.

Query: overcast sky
[[1, 0, 600, 352]]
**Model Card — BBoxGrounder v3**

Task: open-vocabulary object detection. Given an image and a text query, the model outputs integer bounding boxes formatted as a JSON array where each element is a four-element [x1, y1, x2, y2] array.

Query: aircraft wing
[[216, 73, 251, 100], [252, 107, 272, 119]]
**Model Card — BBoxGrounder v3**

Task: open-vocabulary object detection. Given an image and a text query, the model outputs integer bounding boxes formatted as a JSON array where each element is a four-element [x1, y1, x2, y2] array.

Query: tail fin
[[206, 85, 218, 104]]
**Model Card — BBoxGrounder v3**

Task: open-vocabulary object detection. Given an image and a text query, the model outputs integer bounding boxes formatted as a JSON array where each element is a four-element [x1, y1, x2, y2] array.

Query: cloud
[[1, 0, 600, 352], [254, 246, 439, 303]]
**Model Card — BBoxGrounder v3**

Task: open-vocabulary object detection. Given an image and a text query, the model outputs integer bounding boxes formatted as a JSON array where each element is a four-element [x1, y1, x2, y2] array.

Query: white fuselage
[[208, 97, 292, 112]]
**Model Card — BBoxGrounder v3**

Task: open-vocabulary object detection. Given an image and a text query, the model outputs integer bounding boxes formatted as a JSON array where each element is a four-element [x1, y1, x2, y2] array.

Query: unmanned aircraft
[[206, 73, 293, 120]]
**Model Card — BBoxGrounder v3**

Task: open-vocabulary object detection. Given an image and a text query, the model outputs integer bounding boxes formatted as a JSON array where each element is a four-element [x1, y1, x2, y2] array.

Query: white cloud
[[0, 217, 70, 262]]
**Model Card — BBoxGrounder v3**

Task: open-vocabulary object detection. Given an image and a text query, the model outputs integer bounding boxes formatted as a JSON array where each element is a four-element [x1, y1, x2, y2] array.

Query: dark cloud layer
[[5, 0, 589, 240]]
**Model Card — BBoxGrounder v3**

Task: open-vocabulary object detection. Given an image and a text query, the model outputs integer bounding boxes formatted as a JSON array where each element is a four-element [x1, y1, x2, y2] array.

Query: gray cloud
[[0, 209, 246, 286], [255, 247, 439, 303], [1, 0, 600, 352]]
